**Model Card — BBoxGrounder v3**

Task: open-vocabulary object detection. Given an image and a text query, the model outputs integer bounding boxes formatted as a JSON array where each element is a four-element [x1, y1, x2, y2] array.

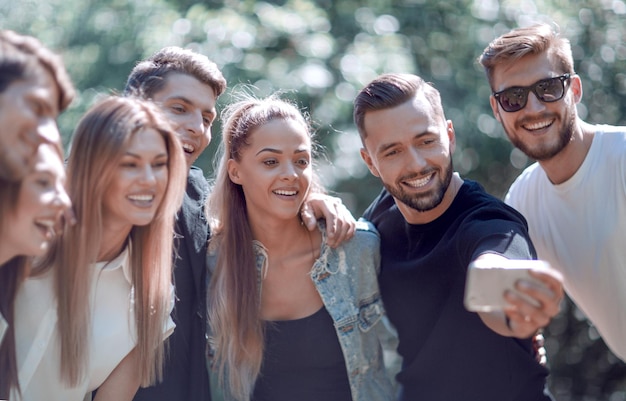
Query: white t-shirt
[[505, 127, 626, 360], [11, 246, 175, 401]]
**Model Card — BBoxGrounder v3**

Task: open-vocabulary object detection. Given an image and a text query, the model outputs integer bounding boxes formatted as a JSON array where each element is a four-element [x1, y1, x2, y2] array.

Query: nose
[[280, 162, 298, 181], [37, 118, 62, 145], [524, 91, 547, 113], [54, 187, 72, 210], [406, 147, 428, 171], [182, 110, 204, 137], [139, 165, 158, 185]]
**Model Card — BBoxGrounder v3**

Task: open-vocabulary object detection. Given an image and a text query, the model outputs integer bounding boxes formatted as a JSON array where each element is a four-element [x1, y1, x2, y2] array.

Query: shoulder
[[505, 163, 543, 207], [593, 127, 626, 159], [355, 219, 379, 237], [349, 219, 380, 245], [362, 189, 405, 236], [456, 180, 529, 231], [185, 166, 209, 198], [324, 219, 380, 259], [362, 188, 396, 221]]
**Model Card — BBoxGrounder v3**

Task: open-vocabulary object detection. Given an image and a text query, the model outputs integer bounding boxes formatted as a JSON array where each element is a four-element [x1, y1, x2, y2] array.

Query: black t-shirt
[[363, 180, 552, 401], [252, 307, 352, 401]]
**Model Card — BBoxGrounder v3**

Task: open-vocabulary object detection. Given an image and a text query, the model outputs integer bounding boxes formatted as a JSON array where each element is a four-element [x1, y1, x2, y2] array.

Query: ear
[[360, 147, 380, 178], [447, 120, 456, 154], [570, 74, 583, 104], [227, 159, 242, 184], [489, 95, 502, 123]]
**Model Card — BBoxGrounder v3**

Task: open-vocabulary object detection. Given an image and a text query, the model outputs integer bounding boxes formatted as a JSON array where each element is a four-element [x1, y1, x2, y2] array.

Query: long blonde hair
[[37, 96, 186, 386], [206, 95, 317, 400]]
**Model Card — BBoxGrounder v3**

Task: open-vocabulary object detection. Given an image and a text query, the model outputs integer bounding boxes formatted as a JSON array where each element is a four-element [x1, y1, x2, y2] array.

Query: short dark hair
[[124, 46, 227, 100], [0, 30, 75, 112], [353, 73, 444, 142]]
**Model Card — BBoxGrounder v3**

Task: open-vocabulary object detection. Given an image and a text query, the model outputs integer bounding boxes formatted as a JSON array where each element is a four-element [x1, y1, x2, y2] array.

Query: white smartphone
[[463, 259, 553, 312]]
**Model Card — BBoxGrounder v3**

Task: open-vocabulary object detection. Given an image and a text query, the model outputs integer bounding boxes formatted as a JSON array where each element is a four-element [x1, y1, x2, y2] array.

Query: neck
[[538, 119, 594, 185], [0, 234, 25, 265], [98, 223, 132, 262], [248, 213, 313, 256], [0, 248, 13, 266]]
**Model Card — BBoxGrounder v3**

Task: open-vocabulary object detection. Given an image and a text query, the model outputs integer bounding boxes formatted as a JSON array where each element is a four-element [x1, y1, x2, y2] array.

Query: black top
[[133, 167, 211, 401], [363, 180, 552, 401], [252, 307, 352, 401]]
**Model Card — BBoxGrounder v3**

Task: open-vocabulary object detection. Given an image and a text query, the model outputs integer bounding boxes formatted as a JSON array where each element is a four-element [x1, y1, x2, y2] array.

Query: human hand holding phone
[[465, 255, 564, 338]]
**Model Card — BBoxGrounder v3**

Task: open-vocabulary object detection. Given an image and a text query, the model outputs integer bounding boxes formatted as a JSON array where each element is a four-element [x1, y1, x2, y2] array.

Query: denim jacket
[[207, 220, 393, 401]]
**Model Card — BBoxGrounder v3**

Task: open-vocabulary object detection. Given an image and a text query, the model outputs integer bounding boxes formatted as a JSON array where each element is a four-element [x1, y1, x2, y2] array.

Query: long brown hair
[[206, 94, 316, 400], [36, 95, 186, 386], [0, 141, 65, 397]]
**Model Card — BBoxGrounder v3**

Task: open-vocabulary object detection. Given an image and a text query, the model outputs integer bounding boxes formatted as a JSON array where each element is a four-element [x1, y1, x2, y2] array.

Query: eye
[[263, 159, 278, 166], [31, 100, 45, 115], [383, 149, 399, 158], [202, 116, 213, 127], [296, 158, 310, 167], [36, 178, 52, 188], [171, 104, 185, 113], [153, 160, 168, 169], [120, 161, 137, 168]]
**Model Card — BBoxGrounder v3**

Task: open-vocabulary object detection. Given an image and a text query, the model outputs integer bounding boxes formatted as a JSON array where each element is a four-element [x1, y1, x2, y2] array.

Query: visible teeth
[[524, 120, 552, 130], [34, 219, 56, 239], [274, 190, 297, 196], [404, 176, 430, 188], [183, 143, 194, 153], [35, 219, 54, 227], [34, 219, 55, 228], [128, 194, 154, 201]]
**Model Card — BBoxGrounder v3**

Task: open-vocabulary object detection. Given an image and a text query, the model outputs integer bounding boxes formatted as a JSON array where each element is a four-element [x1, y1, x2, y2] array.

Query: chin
[[128, 214, 158, 227], [184, 154, 196, 167], [30, 243, 48, 257]]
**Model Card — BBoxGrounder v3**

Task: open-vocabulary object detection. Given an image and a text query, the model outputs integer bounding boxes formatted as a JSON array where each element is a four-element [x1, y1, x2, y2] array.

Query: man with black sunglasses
[[480, 23, 626, 361]]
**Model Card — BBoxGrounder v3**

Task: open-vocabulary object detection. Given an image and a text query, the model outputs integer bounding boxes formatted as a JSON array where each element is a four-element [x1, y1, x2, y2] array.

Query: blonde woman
[[206, 95, 392, 401], [0, 142, 70, 398], [12, 96, 187, 400]]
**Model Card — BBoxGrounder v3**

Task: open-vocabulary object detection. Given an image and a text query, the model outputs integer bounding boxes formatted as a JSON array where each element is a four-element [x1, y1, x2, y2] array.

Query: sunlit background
[[2, 0, 626, 399]]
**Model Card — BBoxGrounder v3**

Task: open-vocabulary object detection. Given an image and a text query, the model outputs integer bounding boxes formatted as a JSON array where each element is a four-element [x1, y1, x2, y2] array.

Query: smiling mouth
[[522, 119, 554, 132], [127, 194, 156, 207], [273, 189, 298, 196], [34, 218, 56, 239], [182, 143, 195, 154], [403, 173, 432, 189]]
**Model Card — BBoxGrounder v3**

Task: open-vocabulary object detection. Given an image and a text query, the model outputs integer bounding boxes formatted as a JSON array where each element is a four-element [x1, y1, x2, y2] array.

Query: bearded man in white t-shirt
[[479, 23, 626, 361]]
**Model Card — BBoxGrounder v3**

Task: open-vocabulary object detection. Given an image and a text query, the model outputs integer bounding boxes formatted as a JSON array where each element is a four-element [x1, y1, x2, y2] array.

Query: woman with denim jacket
[[205, 94, 393, 401]]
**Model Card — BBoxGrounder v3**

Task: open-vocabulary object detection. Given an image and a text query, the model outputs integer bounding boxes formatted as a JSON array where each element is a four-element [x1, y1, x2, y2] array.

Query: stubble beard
[[384, 158, 454, 213], [507, 107, 576, 161]]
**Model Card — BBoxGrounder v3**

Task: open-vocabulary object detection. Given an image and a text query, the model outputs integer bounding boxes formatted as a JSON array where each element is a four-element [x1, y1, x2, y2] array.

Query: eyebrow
[[124, 151, 168, 159], [376, 131, 436, 154], [255, 148, 309, 156], [28, 90, 57, 115]]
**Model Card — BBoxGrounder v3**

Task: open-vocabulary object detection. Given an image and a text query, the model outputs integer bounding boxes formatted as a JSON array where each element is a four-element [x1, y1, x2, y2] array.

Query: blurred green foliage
[[2, 0, 626, 399]]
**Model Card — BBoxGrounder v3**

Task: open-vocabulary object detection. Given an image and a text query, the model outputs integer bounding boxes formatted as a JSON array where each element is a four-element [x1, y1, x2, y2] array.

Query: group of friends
[[0, 20, 624, 401]]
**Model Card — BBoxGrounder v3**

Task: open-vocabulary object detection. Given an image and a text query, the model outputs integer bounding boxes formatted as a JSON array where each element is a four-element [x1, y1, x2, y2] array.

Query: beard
[[506, 107, 576, 161], [384, 158, 454, 213]]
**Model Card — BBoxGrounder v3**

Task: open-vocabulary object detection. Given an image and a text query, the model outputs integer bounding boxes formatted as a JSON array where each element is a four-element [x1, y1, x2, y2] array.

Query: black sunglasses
[[493, 74, 571, 113]]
